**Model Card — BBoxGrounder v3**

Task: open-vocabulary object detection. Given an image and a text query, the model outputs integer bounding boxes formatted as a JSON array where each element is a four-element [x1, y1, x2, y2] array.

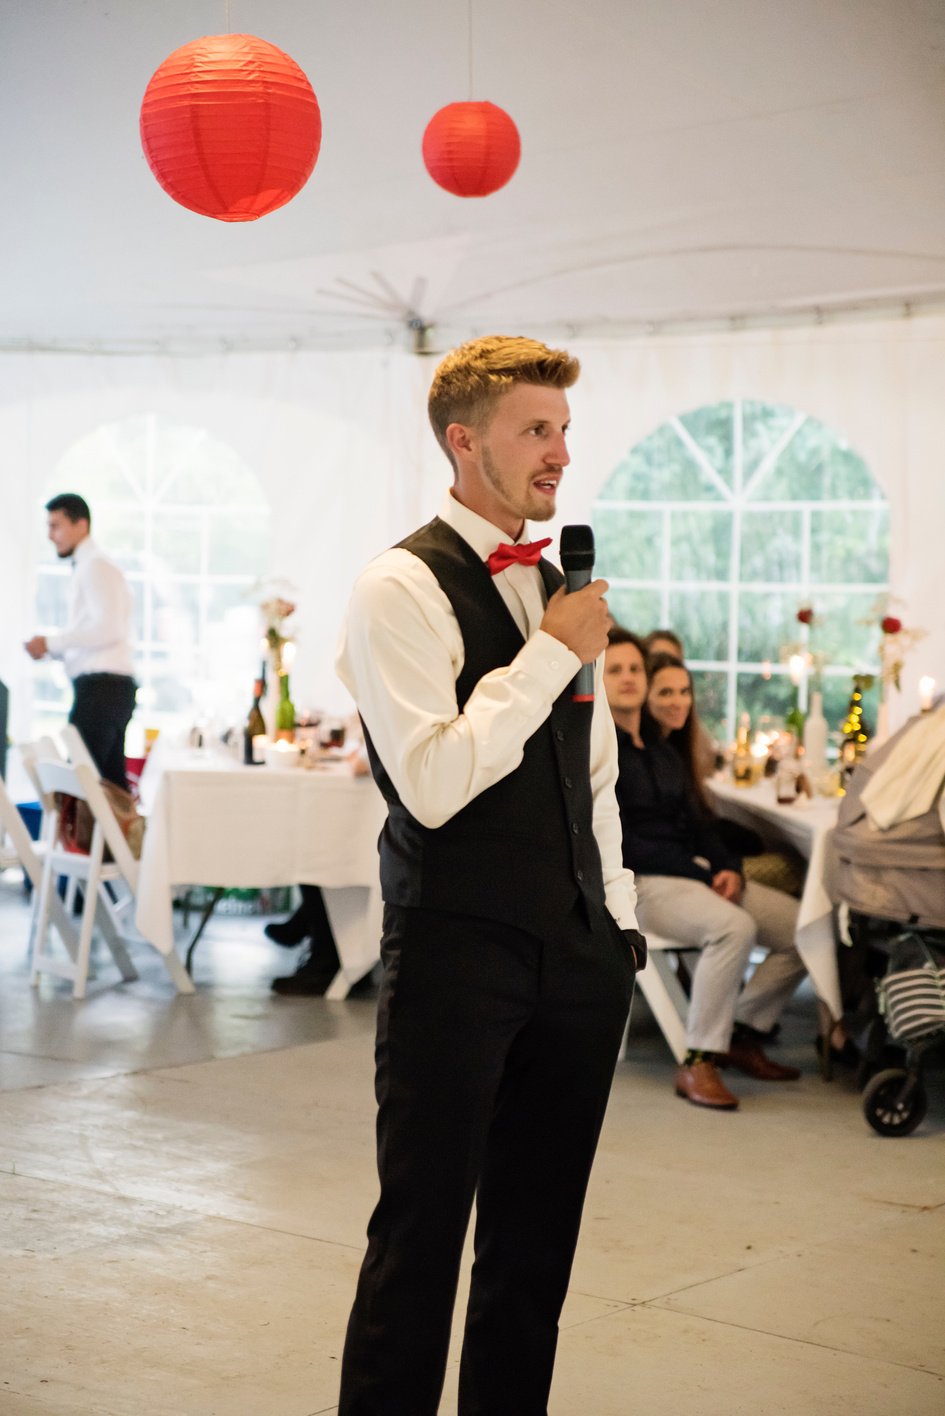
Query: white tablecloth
[[708, 776, 842, 1019], [135, 749, 388, 988]]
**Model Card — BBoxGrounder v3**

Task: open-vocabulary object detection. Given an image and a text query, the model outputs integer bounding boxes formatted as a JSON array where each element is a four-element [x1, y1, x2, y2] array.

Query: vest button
[[571, 821, 580, 835], [563, 775, 573, 789], [576, 869, 584, 881], [555, 729, 566, 741]]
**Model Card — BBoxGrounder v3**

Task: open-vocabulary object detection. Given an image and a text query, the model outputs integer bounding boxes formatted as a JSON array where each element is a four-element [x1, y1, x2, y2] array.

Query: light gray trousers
[[633, 875, 808, 1054]]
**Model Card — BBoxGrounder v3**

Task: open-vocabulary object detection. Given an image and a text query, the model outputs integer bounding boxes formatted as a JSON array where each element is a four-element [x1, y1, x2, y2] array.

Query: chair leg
[[72, 831, 106, 1000], [94, 889, 138, 981], [30, 852, 57, 987], [635, 952, 690, 1064], [72, 889, 98, 1000]]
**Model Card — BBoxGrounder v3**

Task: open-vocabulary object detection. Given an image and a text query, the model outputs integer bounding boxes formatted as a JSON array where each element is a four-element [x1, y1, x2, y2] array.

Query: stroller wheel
[[862, 1068, 928, 1137]]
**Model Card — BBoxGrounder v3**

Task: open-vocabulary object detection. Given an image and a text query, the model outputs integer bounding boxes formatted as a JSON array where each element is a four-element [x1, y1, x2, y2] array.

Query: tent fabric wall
[[1, 315, 942, 744]]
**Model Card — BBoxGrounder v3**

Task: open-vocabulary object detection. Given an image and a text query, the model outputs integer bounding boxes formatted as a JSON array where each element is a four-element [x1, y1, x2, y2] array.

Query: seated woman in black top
[[604, 632, 806, 1111]]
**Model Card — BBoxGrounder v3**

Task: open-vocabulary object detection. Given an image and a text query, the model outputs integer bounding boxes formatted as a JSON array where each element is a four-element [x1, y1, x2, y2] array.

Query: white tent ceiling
[[3, 0, 944, 354]]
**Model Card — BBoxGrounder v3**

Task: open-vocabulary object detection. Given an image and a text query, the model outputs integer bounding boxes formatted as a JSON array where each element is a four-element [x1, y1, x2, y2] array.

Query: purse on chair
[[55, 781, 146, 861]]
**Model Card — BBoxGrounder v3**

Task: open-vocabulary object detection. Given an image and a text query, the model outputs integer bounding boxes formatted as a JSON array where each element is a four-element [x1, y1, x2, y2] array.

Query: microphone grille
[[560, 524, 595, 569]]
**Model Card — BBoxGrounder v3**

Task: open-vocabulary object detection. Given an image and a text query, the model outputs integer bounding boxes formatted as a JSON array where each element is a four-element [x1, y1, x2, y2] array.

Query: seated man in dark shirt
[[604, 630, 807, 1110]]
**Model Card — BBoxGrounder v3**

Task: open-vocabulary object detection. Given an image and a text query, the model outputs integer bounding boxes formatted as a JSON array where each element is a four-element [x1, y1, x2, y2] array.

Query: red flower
[[797, 607, 814, 625], [881, 615, 902, 634]]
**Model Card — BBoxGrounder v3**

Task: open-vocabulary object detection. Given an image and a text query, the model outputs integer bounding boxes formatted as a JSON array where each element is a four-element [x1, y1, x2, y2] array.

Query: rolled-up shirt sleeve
[[337, 552, 581, 830]]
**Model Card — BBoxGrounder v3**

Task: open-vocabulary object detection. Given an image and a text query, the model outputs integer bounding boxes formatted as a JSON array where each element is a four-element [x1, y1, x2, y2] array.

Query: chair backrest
[[18, 737, 64, 817], [32, 757, 139, 887], [0, 773, 41, 878], [60, 723, 99, 774]]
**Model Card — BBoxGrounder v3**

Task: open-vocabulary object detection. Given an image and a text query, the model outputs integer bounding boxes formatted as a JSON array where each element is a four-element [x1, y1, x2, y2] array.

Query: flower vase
[[804, 690, 828, 776], [261, 667, 278, 741]]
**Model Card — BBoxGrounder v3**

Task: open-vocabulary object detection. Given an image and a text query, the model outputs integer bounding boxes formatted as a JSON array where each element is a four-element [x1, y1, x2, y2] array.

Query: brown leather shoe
[[724, 1038, 801, 1081], [675, 1059, 740, 1110]]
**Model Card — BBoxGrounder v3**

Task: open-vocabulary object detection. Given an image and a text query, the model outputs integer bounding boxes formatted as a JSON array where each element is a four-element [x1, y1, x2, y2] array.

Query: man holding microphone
[[335, 335, 644, 1415]]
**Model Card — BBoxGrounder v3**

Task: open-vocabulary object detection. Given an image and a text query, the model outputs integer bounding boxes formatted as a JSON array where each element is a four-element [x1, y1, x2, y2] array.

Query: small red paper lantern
[[422, 101, 521, 197], [140, 33, 322, 222]]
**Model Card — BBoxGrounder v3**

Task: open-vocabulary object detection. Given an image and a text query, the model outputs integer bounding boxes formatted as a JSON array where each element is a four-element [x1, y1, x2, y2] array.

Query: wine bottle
[[785, 685, 806, 749], [244, 678, 266, 764], [275, 674, 296, 742]]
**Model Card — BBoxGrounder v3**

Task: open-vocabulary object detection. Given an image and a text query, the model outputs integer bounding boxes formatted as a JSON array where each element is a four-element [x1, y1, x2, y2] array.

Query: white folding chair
[[618, 933, 691, 1064], [27, 727, 139, 950], [29, 757, 191, 998], [0, 775, 80, 951], [0, 812, 19, 873], [60, 723, 98, 774], [0, 771, 45, 887], [19, 736, 82, 915]]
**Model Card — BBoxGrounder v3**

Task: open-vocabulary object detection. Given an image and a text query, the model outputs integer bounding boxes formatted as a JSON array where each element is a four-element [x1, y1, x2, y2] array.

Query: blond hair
[[428, 335, 580, 468]]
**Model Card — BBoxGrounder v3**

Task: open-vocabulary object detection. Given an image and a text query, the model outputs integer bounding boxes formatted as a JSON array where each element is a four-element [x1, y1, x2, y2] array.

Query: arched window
[[593, 400, 889, 741], [35, 414, 270, 739]]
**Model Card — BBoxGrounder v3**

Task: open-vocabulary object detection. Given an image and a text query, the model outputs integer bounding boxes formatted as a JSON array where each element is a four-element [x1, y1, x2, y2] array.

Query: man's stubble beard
[[480, 444, 555, 525]]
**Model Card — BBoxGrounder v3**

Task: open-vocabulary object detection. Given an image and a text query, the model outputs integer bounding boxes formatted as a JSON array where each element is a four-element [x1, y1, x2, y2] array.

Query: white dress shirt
[[336, 491, 638, 929], [45, 536, 135, 680]]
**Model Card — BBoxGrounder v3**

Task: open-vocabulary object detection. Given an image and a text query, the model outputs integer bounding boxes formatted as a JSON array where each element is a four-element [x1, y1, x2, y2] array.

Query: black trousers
[[69, 673, 137, 789], [338, 903, 636, 1416]]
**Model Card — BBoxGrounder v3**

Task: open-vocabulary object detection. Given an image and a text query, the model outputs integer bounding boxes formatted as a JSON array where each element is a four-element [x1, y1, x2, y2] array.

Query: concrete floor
[[1, 869, 943, 1416]]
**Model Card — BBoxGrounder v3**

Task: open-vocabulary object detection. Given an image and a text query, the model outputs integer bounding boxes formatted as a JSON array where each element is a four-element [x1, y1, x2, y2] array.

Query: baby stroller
[[833, 706, 945, 1136]]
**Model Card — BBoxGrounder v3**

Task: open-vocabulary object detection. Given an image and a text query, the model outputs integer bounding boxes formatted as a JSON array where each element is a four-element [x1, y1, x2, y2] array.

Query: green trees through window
[[593, 400, 889, 743]]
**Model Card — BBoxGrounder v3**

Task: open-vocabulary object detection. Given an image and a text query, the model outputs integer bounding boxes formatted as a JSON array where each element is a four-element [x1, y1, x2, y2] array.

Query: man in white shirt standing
[[335, 336, 645, 1416], [24, 493, 136, 788]]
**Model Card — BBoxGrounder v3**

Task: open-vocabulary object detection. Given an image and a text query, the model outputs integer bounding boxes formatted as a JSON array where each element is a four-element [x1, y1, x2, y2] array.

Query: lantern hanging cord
[[467, 0, 474, 99]]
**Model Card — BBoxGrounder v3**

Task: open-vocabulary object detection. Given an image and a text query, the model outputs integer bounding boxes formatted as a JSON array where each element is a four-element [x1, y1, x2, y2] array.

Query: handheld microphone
[[559, 524, 596, 703]]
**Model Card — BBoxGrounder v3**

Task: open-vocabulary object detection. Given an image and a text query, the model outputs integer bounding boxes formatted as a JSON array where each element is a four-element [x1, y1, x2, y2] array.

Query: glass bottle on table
[[275, 673, 296, 742], [732, 712, 753, 787], [244, 678, 267, 764], [775, 749, 799, 804], [785, 689, 806, 752]]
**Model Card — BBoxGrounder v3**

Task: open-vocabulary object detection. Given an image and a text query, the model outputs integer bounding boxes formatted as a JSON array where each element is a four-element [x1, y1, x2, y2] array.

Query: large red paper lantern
[[422, 101, 521, 197], [140, 33, 322, 221]]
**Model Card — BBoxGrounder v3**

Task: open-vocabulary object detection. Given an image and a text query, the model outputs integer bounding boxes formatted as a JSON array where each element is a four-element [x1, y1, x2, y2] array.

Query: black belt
[[72, 672, 136, 684]]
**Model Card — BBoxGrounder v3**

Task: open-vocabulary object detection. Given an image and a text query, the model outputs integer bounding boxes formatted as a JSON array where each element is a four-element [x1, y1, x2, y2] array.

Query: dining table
[[135, 745, 388, 997], [708, 774, 843, 1022]]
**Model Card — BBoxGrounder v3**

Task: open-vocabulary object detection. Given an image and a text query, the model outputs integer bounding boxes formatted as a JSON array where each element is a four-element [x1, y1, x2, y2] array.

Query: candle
[[788, 654, 805, 687], [264, 737, 301, 770], [282, 640, 296, 670], [919, 676, 936, 712]]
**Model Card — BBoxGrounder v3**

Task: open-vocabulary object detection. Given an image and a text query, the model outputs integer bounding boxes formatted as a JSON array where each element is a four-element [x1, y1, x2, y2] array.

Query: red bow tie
[[486, 538, 552, 576]]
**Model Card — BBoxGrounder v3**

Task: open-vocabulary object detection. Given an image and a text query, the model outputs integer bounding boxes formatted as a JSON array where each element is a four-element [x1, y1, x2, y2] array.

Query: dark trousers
[[338, 903, 635, 1416], [69, 673, 137, 789]]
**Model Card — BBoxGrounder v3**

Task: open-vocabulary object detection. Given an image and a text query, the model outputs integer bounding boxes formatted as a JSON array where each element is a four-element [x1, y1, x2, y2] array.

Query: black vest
[[362, 517, 606, 935]]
